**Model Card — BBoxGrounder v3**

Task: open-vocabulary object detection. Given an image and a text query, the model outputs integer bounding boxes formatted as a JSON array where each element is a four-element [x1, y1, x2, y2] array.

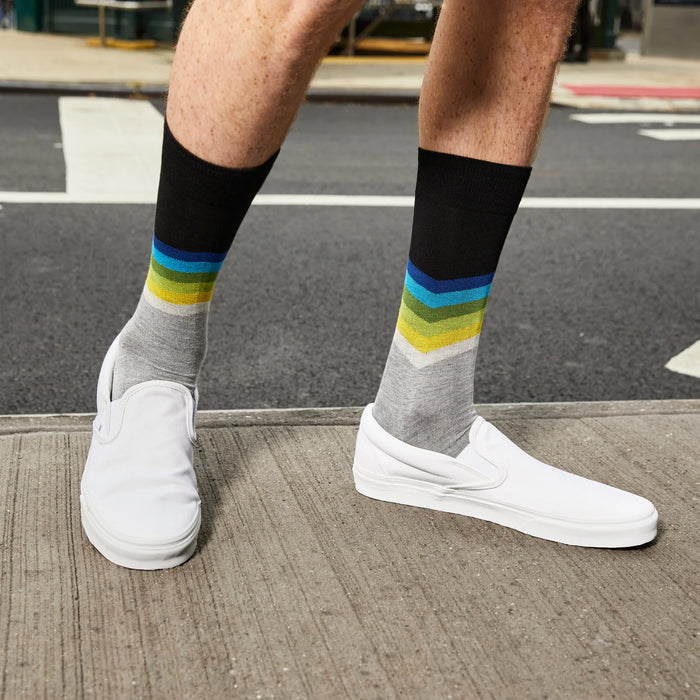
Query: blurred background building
[[7, 0, 700, 60]]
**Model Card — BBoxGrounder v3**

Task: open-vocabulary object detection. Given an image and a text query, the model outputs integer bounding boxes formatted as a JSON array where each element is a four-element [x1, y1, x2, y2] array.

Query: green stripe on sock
[[399, 301, 485, 338], [150, 256, 220, 285], [148, 266, 217, 295], [401, 287, 488, 322]]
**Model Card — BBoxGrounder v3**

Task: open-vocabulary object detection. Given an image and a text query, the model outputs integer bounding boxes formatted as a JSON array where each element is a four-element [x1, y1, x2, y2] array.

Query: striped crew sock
[[112, 123, 276, 400], [373, 148, 531, 457]]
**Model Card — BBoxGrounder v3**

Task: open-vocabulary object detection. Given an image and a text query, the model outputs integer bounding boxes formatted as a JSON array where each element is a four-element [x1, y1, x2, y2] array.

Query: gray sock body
[[112, 288, 208, 398], [372, 148, 531, 457], [374, 337, 478, 456], [108, 123, 276, 401]]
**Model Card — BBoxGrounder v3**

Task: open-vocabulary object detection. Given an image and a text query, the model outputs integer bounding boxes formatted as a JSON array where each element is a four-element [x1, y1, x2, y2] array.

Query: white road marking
[[0, 191, 155, 204], [59, 96, 163, 201], [2, 191, 700, 208], [638, 128, 700, 141], [255, 194, 413, 207], [665, 340, 700, 379], [572, 112, 700, 143], [258, 195, 700, 209], [518, 197, 700, 210], [571, 113, 700, 125]]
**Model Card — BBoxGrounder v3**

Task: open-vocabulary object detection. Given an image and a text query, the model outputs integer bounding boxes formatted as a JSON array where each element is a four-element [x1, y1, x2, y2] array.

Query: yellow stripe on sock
[[148, 265, 216, 296], [397, 314, 482, 353], [146, 275, 214, 305], [398, 301, 485, 338]]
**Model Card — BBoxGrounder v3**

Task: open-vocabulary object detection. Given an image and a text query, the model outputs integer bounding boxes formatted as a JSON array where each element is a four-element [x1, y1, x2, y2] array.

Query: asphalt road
[[1, 94, 698, 413]]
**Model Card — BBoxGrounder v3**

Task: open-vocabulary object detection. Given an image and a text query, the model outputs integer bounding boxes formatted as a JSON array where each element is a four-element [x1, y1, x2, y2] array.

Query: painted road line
[[665, 340, 700, 379], [254, 196, 700, 210], [254, 195, 700, 209], [2, 192, 700, 209], [254, 194, 413, 207], [571, 113, 700, 125], [638, 129, 700, 141], [59, 96, 163, 201], [519, 198, 700, 209], [0, 191, 156, 204]]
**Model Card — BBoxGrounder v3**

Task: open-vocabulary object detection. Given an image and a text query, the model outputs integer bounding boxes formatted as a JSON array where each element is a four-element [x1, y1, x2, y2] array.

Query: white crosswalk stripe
[[570, 113, 700, 125], [638, 128, 700, 141], [59, 96, 163, 201], [571, 112, 700, 142]]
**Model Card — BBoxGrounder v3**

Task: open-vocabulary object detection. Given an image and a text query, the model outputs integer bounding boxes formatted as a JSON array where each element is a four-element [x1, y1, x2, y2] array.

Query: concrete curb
[[0, 79, 168, 97], [2, 399, 698, 435], [4, 79, 700, 110], [0, 80, 424, 103]]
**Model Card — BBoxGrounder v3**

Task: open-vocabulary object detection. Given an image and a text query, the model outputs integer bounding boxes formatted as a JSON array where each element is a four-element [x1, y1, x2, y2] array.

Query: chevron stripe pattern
[[396, 258, 492, 360], [143, 235, 225, 315]]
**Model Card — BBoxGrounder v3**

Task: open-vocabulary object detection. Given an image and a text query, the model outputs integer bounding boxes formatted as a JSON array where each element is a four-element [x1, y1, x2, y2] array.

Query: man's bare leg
[[82, 0, 363, 569], [110, 0, 362, 398], [419, 0, 576, 164], [362, 0, 658, 547], [168, 0, 363, 167], [374, 0, 577, 454]]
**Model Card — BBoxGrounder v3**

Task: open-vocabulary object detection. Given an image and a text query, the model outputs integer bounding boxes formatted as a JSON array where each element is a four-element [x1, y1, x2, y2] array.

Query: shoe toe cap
[[83, 470, 201, 544], [91, 486, 200, 543], [598, 487, 657, 526]]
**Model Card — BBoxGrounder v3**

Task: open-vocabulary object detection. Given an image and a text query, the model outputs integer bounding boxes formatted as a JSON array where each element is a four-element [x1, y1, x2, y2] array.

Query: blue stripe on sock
[[153, 235, 228, 264], [404, 271, 491, 308], [152, 242, 225, 274], [406, 258, 494, 293]]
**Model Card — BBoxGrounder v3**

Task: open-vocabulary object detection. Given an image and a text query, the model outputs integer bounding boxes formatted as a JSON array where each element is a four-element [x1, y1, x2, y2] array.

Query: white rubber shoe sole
[[354, 405, 658, 548], [80, 493, 200, 570]]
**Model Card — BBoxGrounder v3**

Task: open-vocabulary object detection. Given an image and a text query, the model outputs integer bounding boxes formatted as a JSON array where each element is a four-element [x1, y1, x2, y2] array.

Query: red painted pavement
[[562, 84, 700, 99]]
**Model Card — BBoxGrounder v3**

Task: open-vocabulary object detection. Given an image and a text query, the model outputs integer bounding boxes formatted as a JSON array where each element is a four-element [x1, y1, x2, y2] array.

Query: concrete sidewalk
[[1, 400, 698, 697], [1, 28, 700, 109]]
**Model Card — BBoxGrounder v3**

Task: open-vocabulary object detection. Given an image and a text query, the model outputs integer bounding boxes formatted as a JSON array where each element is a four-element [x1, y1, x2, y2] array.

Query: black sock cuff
[[155, 121, 278, 253], [416, 147, 531, 217], [409, 149, 531, 280]]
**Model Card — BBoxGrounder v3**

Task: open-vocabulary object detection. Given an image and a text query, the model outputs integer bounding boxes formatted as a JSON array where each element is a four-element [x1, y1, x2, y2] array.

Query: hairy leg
[[373, 0, 579, 453], [359, 1, 657, 548], [83, 0, 366, 569], [420, 0, 578, 165], [112, 0, 362, 397], [167, 0, 363, 168]]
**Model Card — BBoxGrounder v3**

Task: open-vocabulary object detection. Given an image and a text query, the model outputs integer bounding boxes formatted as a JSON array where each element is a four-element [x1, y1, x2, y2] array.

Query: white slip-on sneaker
[[354, 404, 658, 548], [81, 336, 201, 569]]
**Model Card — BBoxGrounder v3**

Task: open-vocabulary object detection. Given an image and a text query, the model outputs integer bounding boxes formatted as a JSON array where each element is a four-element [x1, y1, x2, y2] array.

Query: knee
[[268, 0, 363, 60], [294, 0, 364, 19], [536, 0, 582, 18], [286, 0, 364, 34], [541, 0, 584, 34], [512, 0, 582, 55]]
